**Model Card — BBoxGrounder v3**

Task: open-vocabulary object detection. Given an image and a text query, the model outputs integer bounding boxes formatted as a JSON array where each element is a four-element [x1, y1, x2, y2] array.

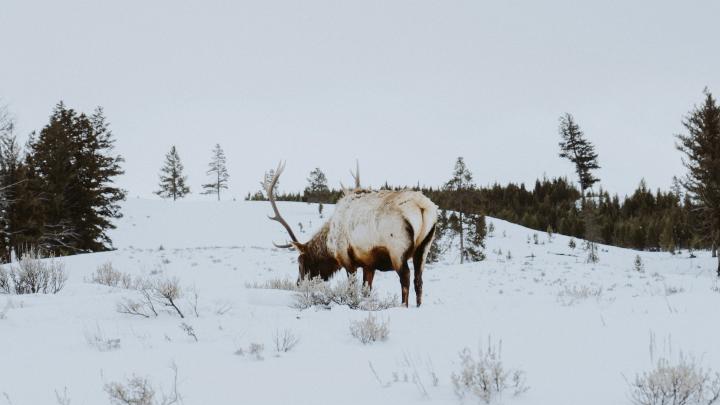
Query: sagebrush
[[451, 338, 528, 403], [629, 354, 720, 405], [0, 249, 67, 295], [91, 262, 133, 288], [349, 313, 389, 344], [294, 276, 397, 311], [117, 276, 186, 318]]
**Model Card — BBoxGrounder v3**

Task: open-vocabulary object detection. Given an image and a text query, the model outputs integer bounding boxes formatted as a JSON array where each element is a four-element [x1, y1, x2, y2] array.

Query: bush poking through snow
[[273, 328, 300, 353], [104, 364, 181, 405], [634, 255, 645, 273], [55, 387, 71, 405], [557, 284, 603, 306], [451, 338, 528, 403], [294, 277, 332, 308], [0, 269, 9, 294], [85, 325, 121, 351], [153, 277, 184, 318], [628, 355, 720, 405], [350, 313, 389, 344], [236, 343, 265, 360], [179, 322, 198, 342], [116, 276, 185, 318], [91, 262, 133, 288], [294, 276, 397, 311], [585, 240, 599, 264], [0, 249, 67, 295], [664, 285, 685, 296], [104, 364, 182, 405], [244, 277, 297, 291]]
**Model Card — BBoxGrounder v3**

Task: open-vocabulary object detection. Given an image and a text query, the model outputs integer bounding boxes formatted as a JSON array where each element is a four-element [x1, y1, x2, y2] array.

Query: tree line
[[3, 89, 718, 274], [261, 89, 720, 274]]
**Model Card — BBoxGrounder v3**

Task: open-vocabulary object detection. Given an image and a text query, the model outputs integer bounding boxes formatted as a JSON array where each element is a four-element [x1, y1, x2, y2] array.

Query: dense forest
[[253, 174, 698, 253]]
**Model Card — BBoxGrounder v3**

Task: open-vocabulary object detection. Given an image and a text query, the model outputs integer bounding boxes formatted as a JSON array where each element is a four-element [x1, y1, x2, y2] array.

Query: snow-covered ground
[[1, 199, 719, 404]]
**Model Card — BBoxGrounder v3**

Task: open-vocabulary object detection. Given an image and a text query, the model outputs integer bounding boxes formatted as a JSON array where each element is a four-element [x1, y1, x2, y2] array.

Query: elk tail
[[414, 197, 439, 248]]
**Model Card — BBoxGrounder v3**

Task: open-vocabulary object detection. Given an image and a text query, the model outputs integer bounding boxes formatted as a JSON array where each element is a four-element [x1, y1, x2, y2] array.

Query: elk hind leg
[[412, 225, 436, 307], [397, 262, 411, 307]]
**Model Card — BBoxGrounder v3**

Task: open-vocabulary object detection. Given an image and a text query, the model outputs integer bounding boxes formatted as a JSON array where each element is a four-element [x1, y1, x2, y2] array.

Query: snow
[[1, 199, 719, 404]]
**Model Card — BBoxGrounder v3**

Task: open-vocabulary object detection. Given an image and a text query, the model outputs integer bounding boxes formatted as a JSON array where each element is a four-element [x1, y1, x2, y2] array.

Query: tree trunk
[[713, 239, 717, 258], [459, 212, 464, 264], [717, 255, 720, 277]]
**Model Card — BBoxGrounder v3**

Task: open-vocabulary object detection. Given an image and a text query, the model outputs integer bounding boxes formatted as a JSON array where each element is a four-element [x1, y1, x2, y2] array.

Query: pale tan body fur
[[328, 190, 438, 273]]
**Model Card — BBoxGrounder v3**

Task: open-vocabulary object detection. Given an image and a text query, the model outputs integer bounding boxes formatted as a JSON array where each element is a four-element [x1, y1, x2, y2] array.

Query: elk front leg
[[397, 263, 411, 307], [362, 268, 375, 294]]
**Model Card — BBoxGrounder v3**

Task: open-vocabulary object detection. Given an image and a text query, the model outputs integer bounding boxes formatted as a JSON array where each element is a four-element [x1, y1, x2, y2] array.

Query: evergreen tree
[[558, 113, 600, 200], [25, 102, 125, 254], [0, 132, 34, 260], [0, 108, 23, 260], [444, 157, 482, 263], [201, 144, 229, 201], [75, 108, 126, 251], [304, 167, 330, 203], [676, 89, 720, 276], [427, 210, 451, 263], [659, 217, 675, 254], [156, 146, 190, 201], [461, 212, 486, 262]]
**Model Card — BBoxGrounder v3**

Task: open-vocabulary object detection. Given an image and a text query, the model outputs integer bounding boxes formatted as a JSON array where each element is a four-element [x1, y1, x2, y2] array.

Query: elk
[[265, 162, 438, 307]]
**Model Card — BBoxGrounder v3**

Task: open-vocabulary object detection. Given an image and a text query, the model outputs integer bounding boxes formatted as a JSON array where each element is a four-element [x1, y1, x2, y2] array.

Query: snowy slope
[[1, 199, 719, 405]]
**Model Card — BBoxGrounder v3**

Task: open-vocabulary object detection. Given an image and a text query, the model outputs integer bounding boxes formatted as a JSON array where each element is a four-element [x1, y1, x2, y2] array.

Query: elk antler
[[349, 160, 360, 189], [264, 161, 299, 249]]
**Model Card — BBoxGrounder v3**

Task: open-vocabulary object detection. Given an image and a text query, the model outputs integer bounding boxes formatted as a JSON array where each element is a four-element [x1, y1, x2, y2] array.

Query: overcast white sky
[[1, 0, 719, 199]]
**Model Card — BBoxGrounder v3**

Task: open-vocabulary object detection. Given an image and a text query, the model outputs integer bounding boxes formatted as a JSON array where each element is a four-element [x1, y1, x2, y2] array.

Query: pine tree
[[156, 146, 190, 201], [201, 144, 229, 201], [74, 108, 126, 251], [559, 113, 600, 200], [462, 212, 486, 262], [659, 217, 675, 254], [1, 133, 34, 260], [427, 210, 449, 263], [676, 89, 720, 276], [25, 102, 125, 254], [444, 157, 482, 263], [304, 167, 330, 203], [0, 108, 23, 260]]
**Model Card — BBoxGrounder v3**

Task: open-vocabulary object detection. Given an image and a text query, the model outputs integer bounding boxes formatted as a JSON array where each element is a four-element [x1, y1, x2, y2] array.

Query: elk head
[[264, 162, 339, 282]]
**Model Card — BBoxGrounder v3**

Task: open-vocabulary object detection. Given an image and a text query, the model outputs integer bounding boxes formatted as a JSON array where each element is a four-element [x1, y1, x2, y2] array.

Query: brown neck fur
[[303, 222, 340, 280]]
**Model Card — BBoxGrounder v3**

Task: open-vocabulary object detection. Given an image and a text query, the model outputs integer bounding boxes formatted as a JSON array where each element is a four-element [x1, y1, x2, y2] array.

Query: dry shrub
[[273, 328, 300, 353], [116, 276, 184, 318], [245, 277, 297, 291], [451, 337, 528, 403], [629, 355, 720, 405], [91, 262, 133, 289], [0, 249, 67, 295], [104, 364, 180, 405], [349, 313, 389, 344], [235, 342, 265, 360], [294, 276, 397, 311]]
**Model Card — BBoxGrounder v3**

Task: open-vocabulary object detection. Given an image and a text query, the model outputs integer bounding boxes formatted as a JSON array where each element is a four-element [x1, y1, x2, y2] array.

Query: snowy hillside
[[1, 199, 719, 404]]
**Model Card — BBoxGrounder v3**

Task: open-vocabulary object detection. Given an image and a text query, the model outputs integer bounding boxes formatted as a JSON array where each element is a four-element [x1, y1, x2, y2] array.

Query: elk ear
[[291, 241, 307, 252]]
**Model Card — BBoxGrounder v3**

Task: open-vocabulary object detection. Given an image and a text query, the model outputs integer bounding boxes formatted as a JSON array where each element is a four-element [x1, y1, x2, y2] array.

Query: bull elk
[[265, 162, 438, 307]]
